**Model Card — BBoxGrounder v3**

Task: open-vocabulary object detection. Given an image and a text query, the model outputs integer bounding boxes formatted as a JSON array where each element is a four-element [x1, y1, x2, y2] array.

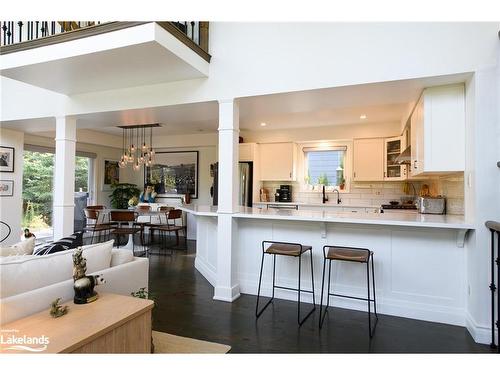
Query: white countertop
[[254, 201, 381, 209], [180, 205, 473, 230]]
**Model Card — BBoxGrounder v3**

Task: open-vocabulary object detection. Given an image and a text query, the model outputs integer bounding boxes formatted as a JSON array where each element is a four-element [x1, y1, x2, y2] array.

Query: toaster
[[417, 196, 446, 214]]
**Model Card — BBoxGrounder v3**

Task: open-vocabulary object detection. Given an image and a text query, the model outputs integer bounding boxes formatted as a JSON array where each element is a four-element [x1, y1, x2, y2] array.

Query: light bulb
[[142, 143, 148, 151], [130, 144, 135, 152]]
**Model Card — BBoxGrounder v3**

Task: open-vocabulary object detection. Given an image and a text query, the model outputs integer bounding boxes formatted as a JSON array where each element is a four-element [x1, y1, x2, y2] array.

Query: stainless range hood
[[395, 146, 411, 165]]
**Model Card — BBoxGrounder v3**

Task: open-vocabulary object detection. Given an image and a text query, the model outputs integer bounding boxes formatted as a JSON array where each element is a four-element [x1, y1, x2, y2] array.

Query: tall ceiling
[[1, 72, 471, 136]]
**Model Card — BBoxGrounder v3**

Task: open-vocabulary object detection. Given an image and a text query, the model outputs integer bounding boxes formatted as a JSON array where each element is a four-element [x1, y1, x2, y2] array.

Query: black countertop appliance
[[277, 184, 292, 202]]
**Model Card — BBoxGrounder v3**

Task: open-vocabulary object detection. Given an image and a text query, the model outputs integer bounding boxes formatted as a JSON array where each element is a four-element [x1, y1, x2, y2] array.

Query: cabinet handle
[[384, 172, 386, 178], [289, 172, 292, 178], [354, 172, 356, 178]]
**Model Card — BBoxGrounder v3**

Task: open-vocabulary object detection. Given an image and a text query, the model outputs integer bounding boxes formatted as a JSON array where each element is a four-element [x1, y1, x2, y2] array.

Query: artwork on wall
[[0, 180, 14, 197], [145, 151, 199, 199], [102, 160, 120, 191], [0, 146, 15, 173]]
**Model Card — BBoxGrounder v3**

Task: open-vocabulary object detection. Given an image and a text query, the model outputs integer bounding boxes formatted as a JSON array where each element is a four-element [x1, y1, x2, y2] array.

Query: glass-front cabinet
[[384, 136, 406, 180]]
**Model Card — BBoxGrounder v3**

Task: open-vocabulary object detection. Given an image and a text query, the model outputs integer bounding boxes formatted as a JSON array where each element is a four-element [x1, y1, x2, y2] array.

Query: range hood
[[395, 146, 411, 165]]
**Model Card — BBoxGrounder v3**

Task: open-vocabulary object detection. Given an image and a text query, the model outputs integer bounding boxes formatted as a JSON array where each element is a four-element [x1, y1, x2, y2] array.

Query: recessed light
[[360, 115, 367, 120], [260, 122, 267, 127]]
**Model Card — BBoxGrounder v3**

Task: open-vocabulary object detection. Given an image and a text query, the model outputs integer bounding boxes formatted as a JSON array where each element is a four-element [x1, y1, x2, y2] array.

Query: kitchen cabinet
[[259, 142, 297, 181], [384, 136, 407, 180], [239, 143, 258, 162], [352, 138, 384, 181], [410, 84, 465, 176]]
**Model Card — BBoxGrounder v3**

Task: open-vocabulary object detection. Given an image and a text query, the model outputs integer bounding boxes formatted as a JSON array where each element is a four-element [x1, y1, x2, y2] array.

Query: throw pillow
[[110, 248, 134, 267], [0, 237, 36, 257], [33, 231, 83, 256]]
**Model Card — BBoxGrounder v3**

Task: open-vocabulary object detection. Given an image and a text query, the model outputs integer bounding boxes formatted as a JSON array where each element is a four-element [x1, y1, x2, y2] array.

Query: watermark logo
[[1, 329, 49, 352]]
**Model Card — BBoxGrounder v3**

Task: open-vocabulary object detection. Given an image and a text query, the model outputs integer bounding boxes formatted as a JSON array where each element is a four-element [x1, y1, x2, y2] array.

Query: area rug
[[152, 331, 231, 354]]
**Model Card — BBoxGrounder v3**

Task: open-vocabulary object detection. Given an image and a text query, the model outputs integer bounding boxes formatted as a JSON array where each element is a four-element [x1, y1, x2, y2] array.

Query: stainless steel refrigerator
[[212, 162, 253, 207]]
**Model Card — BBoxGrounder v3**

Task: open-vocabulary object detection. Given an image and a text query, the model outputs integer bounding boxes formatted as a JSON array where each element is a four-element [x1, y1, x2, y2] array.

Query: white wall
[[0, 128, 24, 245]]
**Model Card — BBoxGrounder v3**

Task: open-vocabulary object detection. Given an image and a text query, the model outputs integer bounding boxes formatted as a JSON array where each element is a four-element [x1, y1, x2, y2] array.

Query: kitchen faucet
[[333, 188, 342, 204], [322, 185, 328, 204]]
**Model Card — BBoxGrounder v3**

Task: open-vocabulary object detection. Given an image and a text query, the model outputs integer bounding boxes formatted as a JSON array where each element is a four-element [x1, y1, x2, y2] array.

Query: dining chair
[[147, 206, 174, 244], [156, 209, 187, 254], [109, 210, 143, 255], [83, 208, 114, 244]]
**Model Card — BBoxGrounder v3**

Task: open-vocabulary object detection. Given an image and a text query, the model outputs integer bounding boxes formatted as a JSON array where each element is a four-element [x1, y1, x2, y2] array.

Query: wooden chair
[[156, 209, 187, 254], [109, 211, 143, 255], [147, 206, 174, 244], [83, 208, 113, 244]]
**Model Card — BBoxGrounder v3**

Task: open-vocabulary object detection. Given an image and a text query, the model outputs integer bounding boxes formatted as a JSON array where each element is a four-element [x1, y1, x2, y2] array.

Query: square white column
[[53, 116, 76, 240], [214, 99, 240, 302]]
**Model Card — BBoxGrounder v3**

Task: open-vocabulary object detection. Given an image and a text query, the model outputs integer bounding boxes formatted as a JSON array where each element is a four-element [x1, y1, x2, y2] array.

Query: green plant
[[109, 183, 140, 209], [131, 287, 157, 306], [317, 173, 329, 186]]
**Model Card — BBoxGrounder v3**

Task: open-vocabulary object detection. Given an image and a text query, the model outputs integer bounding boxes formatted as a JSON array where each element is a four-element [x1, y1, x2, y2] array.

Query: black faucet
[[322, 185, 328, 204], [333, 188, 342, 204]]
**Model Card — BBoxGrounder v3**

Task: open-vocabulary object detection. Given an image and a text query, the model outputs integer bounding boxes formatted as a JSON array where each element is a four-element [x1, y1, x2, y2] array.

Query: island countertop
[[180, 205, 473, 230]]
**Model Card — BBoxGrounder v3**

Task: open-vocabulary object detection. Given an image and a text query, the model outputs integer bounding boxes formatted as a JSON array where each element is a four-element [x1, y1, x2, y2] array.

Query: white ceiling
[[1, 72, 471, 136]]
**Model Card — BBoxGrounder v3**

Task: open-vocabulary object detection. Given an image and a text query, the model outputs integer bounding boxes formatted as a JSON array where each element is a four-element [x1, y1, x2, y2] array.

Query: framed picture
[[145, 151, 199, 199], [0, 180, 14, 197], [0, 146, 15, 173], [102, 160, 120, 191]]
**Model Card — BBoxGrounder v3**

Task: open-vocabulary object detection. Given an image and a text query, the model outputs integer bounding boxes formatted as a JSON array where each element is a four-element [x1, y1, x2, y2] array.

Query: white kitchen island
[[180, 204, 474, 327]]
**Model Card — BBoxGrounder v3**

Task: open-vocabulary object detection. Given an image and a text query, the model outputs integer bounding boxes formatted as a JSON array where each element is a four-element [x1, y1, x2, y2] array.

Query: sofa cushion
[[33, 231, 83, 256], [110, 249, 134, 267], [0, 240, 114, 299], [0, 237, 35, 257]]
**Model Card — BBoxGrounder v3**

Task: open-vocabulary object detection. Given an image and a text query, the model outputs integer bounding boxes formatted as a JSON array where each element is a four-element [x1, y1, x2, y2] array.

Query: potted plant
[[109, 183, 140, 209]]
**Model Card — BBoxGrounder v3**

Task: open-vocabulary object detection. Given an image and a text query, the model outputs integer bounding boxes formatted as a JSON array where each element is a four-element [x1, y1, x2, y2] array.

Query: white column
[[214, 99, 240, 302], [53, 116, 76, 240]]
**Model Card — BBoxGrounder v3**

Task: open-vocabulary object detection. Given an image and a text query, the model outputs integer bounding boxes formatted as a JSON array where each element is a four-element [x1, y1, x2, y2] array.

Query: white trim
[[466, 312, 498, 345]]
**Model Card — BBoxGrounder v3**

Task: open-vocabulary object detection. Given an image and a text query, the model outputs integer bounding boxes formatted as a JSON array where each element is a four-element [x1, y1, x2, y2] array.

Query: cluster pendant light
[[118, 125, 156, 171]]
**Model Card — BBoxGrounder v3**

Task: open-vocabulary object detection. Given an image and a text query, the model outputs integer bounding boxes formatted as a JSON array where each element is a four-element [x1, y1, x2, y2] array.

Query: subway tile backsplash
[[261, 175, 464, 215]]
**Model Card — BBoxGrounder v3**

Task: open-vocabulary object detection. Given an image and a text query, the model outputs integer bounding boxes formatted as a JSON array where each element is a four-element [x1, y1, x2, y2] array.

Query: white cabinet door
[[353, 138, 384, 181], [259, 143, 296, 181], [239, 143, 255, 161], [410, 84, 465, 176]]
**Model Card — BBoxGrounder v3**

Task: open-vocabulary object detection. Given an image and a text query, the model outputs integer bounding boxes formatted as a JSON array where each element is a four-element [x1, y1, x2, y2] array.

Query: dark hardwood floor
[[147, 240, 491, 354]]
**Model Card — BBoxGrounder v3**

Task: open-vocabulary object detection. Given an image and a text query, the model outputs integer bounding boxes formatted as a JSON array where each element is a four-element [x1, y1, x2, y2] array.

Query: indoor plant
[[109, 183, 140, 209]]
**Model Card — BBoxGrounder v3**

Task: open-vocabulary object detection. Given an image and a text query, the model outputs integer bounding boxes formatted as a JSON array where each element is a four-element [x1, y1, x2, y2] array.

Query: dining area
[[83, 204, 188, 256]]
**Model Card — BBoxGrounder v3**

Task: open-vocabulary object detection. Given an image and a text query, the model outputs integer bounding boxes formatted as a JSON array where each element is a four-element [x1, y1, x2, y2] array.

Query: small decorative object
[[339, 178, 346, 190], [184, 192, 191, 204], [128, 196, 139, 207], [0, 180, 14, 196], [72, 247, 106, 304], [139, 185, 157, 203], [0, 146, 15, 172], [49, 298, 69, 318], [103, 159, 120, 191]]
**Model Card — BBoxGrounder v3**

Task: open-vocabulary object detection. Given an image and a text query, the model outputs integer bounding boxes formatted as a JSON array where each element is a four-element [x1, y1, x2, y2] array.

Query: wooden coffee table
[[0, 293, 154, 353]]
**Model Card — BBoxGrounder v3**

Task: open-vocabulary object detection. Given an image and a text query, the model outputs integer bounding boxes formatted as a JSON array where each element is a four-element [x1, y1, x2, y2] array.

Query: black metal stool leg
[[319, 256, 326, 328], [297, 251, 316, 326], [367, 253, 378, 338], [256, 252, 273, 318]]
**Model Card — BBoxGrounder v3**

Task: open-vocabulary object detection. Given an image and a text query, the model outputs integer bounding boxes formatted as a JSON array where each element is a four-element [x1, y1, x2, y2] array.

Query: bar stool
[[319, 245, 378, 338], [255, 241, 316, 326]]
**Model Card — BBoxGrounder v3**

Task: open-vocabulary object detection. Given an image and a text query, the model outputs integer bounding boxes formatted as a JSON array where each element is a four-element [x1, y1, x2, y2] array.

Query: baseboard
[[466, 312, 498, 345], [194, 257, 216, 287], [214, 285, 241, 302], [239, 277, 466, 328]]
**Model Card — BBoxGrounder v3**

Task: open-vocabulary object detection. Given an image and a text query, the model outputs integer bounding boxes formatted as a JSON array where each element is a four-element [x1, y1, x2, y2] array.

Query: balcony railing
[[0, 21, 210, 61]]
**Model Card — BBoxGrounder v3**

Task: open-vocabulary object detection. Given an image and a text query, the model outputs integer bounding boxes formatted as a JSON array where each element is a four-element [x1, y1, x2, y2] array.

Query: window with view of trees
[[304, 147, 346, 187], [22, 149, 92, 239]]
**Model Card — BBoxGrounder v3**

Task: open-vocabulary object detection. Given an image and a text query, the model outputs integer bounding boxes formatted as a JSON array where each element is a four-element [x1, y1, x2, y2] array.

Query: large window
[[22, 146, 95, 240], [304, 146, 346, 188]]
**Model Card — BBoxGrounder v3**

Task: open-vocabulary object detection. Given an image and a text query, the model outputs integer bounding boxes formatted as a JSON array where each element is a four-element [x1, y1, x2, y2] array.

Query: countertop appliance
[[277, 184, 292, 202], [417, 196, 446, 214], [381, 203, 417, 210]]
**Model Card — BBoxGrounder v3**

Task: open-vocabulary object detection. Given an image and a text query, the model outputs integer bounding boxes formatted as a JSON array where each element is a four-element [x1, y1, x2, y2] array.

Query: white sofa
[[0, 240, 149, 325]]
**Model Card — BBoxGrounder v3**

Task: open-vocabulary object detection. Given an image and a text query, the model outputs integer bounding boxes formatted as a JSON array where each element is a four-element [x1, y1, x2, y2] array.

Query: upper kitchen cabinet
[[259, 142, 297, 181], [239, 143, 259, 162], [410, 84, 465, 176], [353, 138, 384, 181], [384, 136, 407, 180]]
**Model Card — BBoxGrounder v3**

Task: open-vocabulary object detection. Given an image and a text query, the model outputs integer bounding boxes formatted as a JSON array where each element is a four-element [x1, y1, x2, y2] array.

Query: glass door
[[384, 136, 406, 180]]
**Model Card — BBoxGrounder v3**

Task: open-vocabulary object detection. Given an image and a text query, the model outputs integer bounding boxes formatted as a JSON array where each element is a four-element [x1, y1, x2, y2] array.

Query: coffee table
[[0, 293, 154, 354]]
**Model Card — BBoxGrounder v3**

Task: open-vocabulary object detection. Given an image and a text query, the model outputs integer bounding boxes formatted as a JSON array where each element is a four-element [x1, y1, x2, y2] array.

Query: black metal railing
[[486, 220, 500, 352], [0, 21, 101, 47]]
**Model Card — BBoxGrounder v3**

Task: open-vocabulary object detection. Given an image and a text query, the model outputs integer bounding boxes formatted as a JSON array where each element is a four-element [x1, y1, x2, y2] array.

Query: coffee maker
[[276, 184, 292, 202]]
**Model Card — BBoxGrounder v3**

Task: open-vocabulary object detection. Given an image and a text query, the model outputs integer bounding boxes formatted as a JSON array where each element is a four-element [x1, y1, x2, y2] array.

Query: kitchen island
[[180, 204, 474, 327]]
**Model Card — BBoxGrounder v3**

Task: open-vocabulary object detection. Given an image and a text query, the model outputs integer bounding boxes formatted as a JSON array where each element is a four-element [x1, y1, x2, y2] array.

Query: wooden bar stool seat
[[265, 243, 312, 256], [325, 246, 371, 263]]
